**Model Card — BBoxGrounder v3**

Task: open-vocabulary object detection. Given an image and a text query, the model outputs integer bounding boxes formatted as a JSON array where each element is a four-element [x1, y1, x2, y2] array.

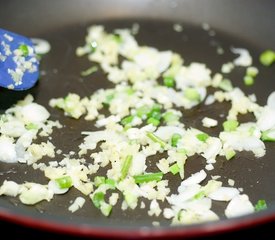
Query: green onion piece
[[105, 178, 116, 189], [193, 191, 205, 200], [136, 106, 151, 119], [19, 44, 29, 57], [196, 133, 209, 142], [147, 117, 160, 126], [163, 111, 179, 123], [246, 67, 259, 77], [261, 129, 275, 142], [94, 176, 106, 187], [26, 123, 38, 130], [219, 79, 233, 92], [80, 66, 98, 77], [184, 87, 201, 102], [163, 76, 175, 88], [134, 172, 163, 184], [100, 202, 112, 216], [92, 192, 105, 209], [244, 75, 254, 86], [255, 199, 267, 211], [147, 132, 166, 148], [124, 191, 138, 209], [177, 148, 187, 155], [125, 88, 135, 95], [260, 50, 275, 66], [120, 155, 133, 180], [103, 93, 115, 106], [171, 133, 182, 147], [147, 104, 162, 120], [121, 115, 134, 126], [90, 41, 97, 52], [112, 34, 122, 43], [225, 149, 236, 160], [55, 176, 73, 189], [223, 120, 239, 132], [170, 163, 180, 175]]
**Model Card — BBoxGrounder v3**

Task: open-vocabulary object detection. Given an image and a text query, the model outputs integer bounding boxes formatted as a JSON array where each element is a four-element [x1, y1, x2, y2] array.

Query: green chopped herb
[[261, 129, 275, 142], [184, 87, 201, 102], [92, 192, 105, 209], [147, 132, 166, 148], [136, 106, 151, 119], [19, 44, 29, 57], [80, 66, 98, 77], [103, 93, 115, 106], [171, 133, 182, 147], [255, 199, 267, 211], [170, 163, 180, 175], [244, 75, 254, 86], [246, 67, 259, 77], [193, 191, 205, 200], [134, 172, 163, 184], [163, 111, 179, 123], [260, 50, 275, 66], [196, 133, 209, 142], [112, 34, 122, 43], [120, 155, 133, 180], [90, 41, 98, 52], [94, 176, 106, 187], [147, 104, 162, 120], [55, 176, 73, 189], [225, 149, 236, 160], [105, 178, 116, 189], [121, 115, 134, 126], [26, 123, 38, 130], [147, 117, 160, 126], [219, 79, 233, 92], [223, 120, 239, 132], [163, 76, 175, 88]]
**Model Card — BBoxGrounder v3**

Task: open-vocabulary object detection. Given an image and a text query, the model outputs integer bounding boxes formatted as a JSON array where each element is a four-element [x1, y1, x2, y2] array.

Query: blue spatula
[[0, 28, 40, 91]]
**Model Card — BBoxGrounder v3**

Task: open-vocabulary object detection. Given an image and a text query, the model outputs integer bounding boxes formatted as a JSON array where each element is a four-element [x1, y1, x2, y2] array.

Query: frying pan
[[0, 0, 275, 238]]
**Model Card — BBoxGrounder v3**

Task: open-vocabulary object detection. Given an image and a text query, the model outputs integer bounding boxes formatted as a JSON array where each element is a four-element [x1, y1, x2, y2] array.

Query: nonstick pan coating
[[0, 0, 275, 238]]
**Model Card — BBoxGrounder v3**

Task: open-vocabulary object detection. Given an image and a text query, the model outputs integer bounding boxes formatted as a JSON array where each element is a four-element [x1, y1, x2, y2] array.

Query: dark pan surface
[[0, 6, 275, 238]]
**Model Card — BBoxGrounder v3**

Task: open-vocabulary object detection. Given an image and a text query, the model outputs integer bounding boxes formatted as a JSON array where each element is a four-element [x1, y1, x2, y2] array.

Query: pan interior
[[0, 19, 274, 229]]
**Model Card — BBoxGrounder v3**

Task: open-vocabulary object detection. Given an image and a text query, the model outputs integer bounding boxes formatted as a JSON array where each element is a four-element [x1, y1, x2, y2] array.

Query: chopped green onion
[[244, 75, 254, 86], [55, 176, 73, 189], [163, 111, 180, 123], [260, 50, 275, 66], [94, 176, 106, 187], [105, 178, 116, 189], [184, 87, 201, 102], [136, 106, 151, 119], [255, 199, 267, 211], [120, 155, 133, 180], [124, 191, 138, 209], [90, 41, 98, 52], [223, 120, 239, 132], [121, 115, 134, 126], [225, 149, 236, 160], [261, 129, 275, 142], [112, 34, 122, 43], [147, 132, 166, 148], [196, 133, 209, 142], [100, 202, 112, 216], [163, 76, 175, 88], [171, 133, 182, 147], [169, 163, 180, 175], [147, 117, 160, 126], [103, 93, 115, 106], [147, 104, 162, 120], [92, 192, 105, 209], [125, 88, 135, 95], [193, 191, 205, 200], [246, 67, 259, 77], [80, 66, 98, 77], [219, 79, 233, 92], [134, 172, 163, 184], [26, 123, 38, 130], [19, 44, 29, 57]]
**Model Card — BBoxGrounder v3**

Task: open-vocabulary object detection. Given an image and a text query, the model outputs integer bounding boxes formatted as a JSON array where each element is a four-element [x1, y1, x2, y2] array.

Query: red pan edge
[[0, 209, 275, 238]]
